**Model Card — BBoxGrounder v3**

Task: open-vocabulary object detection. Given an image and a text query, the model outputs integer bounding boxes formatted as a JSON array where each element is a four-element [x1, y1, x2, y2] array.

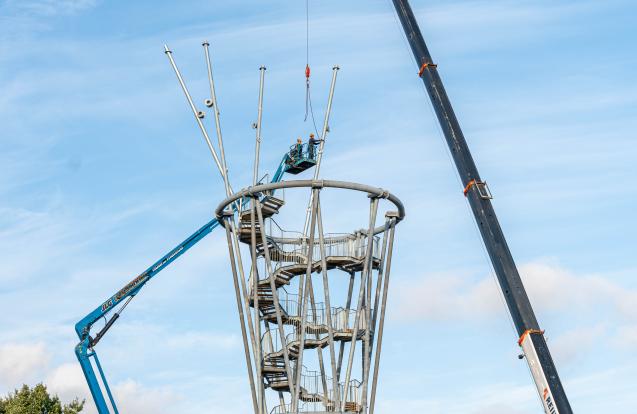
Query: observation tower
[[217, 178, 404, 414], [213, 60, 404, 414]]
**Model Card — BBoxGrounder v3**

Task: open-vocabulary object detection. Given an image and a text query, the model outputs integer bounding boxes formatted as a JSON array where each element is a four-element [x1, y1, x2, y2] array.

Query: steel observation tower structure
[[215, 59, 405, 414], [73, 38, 404, 414]]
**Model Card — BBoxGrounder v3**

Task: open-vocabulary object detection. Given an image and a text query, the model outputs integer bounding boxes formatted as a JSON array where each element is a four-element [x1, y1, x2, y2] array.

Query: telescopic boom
[[74, 154, 295, 414], [391, 1, 572, 413]]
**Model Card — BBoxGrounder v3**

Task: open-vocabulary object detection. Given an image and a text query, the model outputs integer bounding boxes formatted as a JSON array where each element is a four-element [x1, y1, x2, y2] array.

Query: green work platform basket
[[283, 142, 318, 174]]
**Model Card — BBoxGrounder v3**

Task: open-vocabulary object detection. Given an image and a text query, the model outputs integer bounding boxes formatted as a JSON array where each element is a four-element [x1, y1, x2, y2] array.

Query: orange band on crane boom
[[418, 62, 438, 77], [518, 329, 545, 346], [463, 179, 476, 196]]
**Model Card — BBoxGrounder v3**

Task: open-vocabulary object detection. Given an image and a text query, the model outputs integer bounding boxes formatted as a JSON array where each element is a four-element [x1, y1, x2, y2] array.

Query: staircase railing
[[268, 376, 362, 413], [261, 307, 369, 357]]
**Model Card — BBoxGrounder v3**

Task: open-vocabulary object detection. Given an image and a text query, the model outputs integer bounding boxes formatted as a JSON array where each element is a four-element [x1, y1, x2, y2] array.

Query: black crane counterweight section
[[391, 1, 573, 413]]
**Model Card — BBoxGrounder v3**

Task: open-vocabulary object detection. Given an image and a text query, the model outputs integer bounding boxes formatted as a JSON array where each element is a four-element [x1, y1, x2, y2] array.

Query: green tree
[[0, 384, 84, 414]]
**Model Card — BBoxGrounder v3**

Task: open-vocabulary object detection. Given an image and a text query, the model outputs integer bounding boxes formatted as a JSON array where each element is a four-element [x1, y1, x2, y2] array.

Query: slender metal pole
[[253, 67, 266, 186], [222, 216, 259, 414], [227, 218, 263, 413], [264, 319, 286, 412], [164, 45, 229, 194], [391, 2, 571, 413], [371, 220, 390, 330], [304, 275, 330, 404], [363, 249, 373, 414], [303, 66, 339, 235], [315, 197, 341, 409], [202, 41, 231, 197], [361, 203, 379, 414], [337, 272, 355, 381], [342, 198, 379, 412], [292, 189, 320, 413], [249, 200, 266, 414], [313, 66, 339, 178], [255, 199, 297, 405], [297, 238, 307, 314], [369, 218, 396, 414]]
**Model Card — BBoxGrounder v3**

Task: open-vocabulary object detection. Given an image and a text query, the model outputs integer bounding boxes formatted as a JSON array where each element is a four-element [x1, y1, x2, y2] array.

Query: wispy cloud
[[551, 324, 607, 365], [3, 0, 98, 17], [391, 259, 636, 371], [0, 343, 50, 388], [393, 260, 637, 321]]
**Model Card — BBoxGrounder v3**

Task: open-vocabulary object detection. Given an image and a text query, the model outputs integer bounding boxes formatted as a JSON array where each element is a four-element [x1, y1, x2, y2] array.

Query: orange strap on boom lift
[[518, 329, 545, 346], [418, 62, 437, 77], [305, 64, 311, 79]]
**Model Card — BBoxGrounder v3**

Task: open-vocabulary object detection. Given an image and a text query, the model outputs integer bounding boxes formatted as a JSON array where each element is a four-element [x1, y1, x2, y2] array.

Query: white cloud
[[393, 260, 637, 321], [375, 379, 536, 414], [0, 342, 50, 388], [521, 261, 637, 319], [46, 363, 91, 409], [391, 270, 501, 321], [113, 379, 181, 414], [382, 362, 637, 414], [0, 343, 183, 414], [0, 344, 88, 406], [551, 324, 606, 365], [392, 260, 637, 370]]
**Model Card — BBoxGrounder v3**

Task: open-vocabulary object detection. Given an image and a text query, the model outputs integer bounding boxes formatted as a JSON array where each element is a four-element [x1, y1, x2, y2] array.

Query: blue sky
[[0, 0, 635, 413]]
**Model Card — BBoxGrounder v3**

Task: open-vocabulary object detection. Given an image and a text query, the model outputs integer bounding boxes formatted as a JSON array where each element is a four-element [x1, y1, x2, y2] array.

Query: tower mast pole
[[391, 1, 572, 413]]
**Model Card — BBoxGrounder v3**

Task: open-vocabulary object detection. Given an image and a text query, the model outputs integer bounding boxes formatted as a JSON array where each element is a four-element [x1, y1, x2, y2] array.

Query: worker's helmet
[[297, 138, 302, 143], [310, 133, 315, 138]]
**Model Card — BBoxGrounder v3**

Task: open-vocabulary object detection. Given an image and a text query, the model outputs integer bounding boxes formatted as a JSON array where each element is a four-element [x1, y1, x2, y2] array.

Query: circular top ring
[[215, 179, 405, 228]]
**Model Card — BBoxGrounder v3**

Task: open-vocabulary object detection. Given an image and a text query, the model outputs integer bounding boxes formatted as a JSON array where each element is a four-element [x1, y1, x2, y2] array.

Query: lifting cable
[[304, 0, 320, 137]]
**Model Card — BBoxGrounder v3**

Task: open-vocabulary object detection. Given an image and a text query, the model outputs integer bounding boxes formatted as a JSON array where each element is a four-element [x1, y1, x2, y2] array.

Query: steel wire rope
[[304, 0, 321, 138]]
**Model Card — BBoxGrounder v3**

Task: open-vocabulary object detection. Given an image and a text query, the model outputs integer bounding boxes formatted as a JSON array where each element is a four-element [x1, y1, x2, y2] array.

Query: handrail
[[287, 142, 319, 163], [268, 375, 362, 414], [263, 234, 380, 268], [216, 180, 406, 230], [260, 306, 369, 355]]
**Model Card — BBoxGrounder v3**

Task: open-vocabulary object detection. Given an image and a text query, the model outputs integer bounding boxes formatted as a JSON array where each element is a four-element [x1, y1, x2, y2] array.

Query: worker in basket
[[308, 133, 322, 159], [289, 137, 303, 164]]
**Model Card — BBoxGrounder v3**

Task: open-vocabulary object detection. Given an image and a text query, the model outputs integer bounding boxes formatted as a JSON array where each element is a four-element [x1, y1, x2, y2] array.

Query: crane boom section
[[391, 1, 572, 413]]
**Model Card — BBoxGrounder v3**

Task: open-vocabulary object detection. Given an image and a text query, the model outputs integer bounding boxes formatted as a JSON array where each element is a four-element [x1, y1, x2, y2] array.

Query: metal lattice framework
[[216, 180, 404, 414]]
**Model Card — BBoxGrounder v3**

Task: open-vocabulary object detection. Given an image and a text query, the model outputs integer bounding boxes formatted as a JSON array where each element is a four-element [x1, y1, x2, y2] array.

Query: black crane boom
[[391, 1, 573, 413]]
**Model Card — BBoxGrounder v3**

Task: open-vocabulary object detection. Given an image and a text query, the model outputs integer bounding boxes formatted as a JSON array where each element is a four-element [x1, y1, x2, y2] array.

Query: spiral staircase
[[237, 195, 382, 413]]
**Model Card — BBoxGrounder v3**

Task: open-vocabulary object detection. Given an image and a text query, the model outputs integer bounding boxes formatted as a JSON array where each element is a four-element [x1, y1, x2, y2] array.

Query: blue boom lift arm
[[74, 216, 223, 414], [74, 152, 307, 414]]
